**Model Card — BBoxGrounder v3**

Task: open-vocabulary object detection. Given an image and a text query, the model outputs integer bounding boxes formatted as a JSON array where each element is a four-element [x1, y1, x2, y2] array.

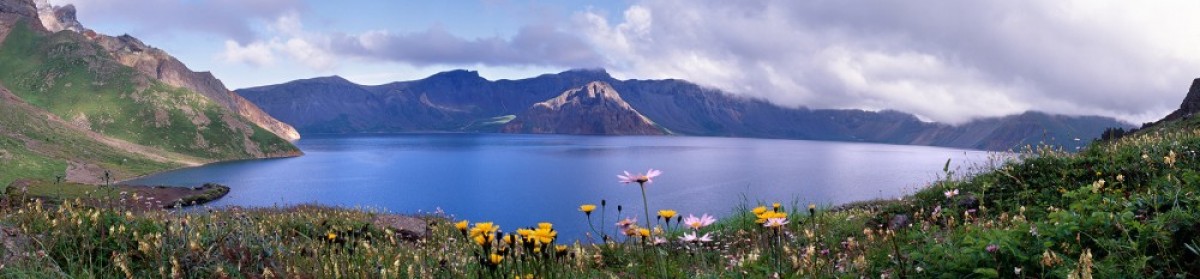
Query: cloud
[[577, 0, 1200, 124], [216, 12, 337, 70], [49, 0, 304, 42], [327, 23, 603, 68]]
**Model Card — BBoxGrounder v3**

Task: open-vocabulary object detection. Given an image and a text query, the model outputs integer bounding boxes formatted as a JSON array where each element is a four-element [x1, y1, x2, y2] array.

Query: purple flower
[[618, 169, 662, 184], [683, 214, 717, 230], [986, 244, 999, 253]]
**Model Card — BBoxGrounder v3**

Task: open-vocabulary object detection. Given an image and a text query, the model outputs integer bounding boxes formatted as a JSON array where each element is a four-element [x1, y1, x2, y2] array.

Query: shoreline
[[113, 149, 304, 185]]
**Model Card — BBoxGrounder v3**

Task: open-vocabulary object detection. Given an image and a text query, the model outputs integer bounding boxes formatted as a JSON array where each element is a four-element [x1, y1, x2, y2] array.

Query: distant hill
[[0, 0, 300, 186], [238, 69, 1132, 151]]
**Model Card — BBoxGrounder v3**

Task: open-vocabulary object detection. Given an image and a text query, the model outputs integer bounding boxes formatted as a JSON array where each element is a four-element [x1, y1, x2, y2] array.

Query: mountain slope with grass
[[0, 0, 300, 187], [239, 69, 1132, 151]]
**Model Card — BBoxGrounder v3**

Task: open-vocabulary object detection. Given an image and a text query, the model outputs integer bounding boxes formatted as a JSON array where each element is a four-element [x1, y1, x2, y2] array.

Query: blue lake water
[[126, 133, 1002, 240]]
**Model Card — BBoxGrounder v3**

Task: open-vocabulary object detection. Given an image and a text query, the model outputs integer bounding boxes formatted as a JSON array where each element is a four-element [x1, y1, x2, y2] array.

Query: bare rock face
[[28, 2, 301, 142], [501, 81, 667, 135], [0, 0, 44, 41], [1161, 78, 1200, 123]]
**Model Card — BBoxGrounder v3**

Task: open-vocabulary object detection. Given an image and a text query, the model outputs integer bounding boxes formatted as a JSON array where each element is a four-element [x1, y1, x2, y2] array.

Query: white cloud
[[219, 40, 275, 67], [577, 0, 1200, 124]]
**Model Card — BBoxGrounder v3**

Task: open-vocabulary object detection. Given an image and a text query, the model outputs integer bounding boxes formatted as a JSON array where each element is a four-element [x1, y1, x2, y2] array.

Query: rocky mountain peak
[[501, 81, 666, 135], [538, 81, 627, 110], [1159, 78, 1200, 123], [0, 0, 37, 20], [35, 0, 82, 33], [428, 69, 484, 81]]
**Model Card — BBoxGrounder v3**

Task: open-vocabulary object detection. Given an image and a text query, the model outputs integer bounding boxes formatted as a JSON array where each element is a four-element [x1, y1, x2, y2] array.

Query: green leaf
[[973, 268, 999, 278]]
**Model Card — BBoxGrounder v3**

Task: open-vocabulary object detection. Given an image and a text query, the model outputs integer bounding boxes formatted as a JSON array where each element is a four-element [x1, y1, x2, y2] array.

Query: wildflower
[[752, 206, 768, 216], [327, 232, 337, 241], [680, 231, 713, 243], [683, 214, 717, 230], [617, 169, 662, 184], [808, 203, 816, 216], [986, 244, 999, 253], [488, 253, 504, 265], [1116, 174, 1125, 182], [469, 222, 500, 239], [555, 244, 568, 253], [652, 237, 667, 245], [1091, 179, 1105, 193], [756, 211, 788, 224], [944, 189, 959, 198], [657, 209, 677, 221], [637, 228, 651, 238], [454, 220, 469, 235], [1014, 267, 1022, 275], [772, 203, 781, 211], [579, 204, 596, 215], [763, 217, 788, 228], [616, 217, 637, 231], [531, 223, 557, 245]]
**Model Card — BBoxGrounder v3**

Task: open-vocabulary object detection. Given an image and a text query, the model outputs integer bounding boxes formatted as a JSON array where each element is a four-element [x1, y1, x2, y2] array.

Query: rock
[[372, 214, 428, 241], [1160, 78, 1200, 122], [0, 0, 37, 20], [501, 81, 668, 135], [956, 194, 980, 211], [888, 214, 911, 230]]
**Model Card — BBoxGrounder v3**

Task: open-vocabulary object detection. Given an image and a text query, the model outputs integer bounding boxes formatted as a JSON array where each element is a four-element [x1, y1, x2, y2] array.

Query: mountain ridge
[[238, 69, 1133, 151]]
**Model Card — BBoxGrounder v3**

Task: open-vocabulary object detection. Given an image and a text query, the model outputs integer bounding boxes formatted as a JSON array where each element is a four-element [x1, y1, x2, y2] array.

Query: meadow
[[1, 123, 1199, 278]]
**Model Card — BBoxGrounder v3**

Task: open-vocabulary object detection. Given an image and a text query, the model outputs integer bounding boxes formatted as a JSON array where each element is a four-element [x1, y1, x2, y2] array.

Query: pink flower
[[680, 232, 713, 243], [652, 237, 667, 245], [618, 169, 662, 184], [615, 217, 638, 231], [763, 217, 788, 228], [683, 214, 717, 230], [944, 189, 959, 198]]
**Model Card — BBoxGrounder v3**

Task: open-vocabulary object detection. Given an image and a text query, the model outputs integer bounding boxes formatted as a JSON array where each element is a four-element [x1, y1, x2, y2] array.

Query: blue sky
[[42, 0, 1200, 124]]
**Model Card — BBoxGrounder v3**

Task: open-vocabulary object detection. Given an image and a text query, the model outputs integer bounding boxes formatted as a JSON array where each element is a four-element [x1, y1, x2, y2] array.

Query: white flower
[[944, 189, 959, 198]]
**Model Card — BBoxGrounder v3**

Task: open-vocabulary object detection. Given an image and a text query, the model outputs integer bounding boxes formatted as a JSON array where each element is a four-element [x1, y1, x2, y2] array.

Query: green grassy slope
[[0, 94, 176, 188], [0, 20, 298, 187]]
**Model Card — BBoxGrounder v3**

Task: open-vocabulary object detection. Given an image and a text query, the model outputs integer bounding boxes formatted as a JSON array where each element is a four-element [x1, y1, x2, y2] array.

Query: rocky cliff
[[33, 2, 300, 142], [1160, 78, 1200, 123], [501, 82, 666, 135]]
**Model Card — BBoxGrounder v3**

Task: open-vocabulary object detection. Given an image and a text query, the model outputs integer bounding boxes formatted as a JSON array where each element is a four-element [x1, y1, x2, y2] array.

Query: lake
[[126, 133, 1002, 241]]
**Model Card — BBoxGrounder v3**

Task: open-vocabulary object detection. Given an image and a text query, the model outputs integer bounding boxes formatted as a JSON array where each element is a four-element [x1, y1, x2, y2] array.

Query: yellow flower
[[469, 222, 500, 239], [555, 244, 568, 253], [637, 228, 651, 238], [538, 222, 553, 230], [455, 220, 469, 233], [772, 203, 781, 211], [657, 209, 677, 220], [326, 232, 337, 241], [488, 253, 504, 265], [531, 223, 557, 245], [579, 204, 596, 214], [516, 228, 534, 237], [752, 206, 768, 215], [756, 211, 788, 224]]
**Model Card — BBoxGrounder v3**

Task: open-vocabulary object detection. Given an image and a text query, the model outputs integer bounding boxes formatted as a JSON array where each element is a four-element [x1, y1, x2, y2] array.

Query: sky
[[44, 0, 1200, 125]]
